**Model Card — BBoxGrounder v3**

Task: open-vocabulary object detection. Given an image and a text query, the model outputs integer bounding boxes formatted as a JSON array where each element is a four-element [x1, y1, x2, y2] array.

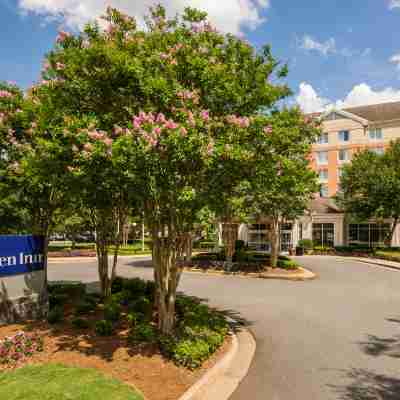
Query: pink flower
[[170, 58, 178, 66], [207, 141, 214, 155], [238, 117, 249, 128], [56, 31, 71, 43], [188, 111, 196, 127], [160, 53, 169, 60], [83, 143, 94, 152], [201, 110, 210, 121], [153, 127, 162, 136], [67, 166, 75, 172], [264, 125, 273, 134], [156, 113, 166, 123], [103, 137, 113, 147], [165, 120, 178, 130], [0, 90, 12, 98], [31, 122, 37, 129], [114, 125, 123, 135], [72, 145, 79, 153], [180, 127, 188, 137]]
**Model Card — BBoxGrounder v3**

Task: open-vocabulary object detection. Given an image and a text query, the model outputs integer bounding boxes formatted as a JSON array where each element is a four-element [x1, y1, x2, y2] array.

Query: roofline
[[318, 108, 369, 126]]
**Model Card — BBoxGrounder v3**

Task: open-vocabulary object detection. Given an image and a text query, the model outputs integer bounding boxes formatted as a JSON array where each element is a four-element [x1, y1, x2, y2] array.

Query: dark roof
[[309, 198, 342, 214], [343, 101, 400, 122], [308, 101, 400, 123]]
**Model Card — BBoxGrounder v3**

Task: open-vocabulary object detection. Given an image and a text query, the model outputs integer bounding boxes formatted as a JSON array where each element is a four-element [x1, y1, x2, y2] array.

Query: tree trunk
[[222, 222, 238, 270], [152, 224, 182, 335], [386, 218, 399, 247], [270, 219, 280, 268], [185, 233, 193, 262]]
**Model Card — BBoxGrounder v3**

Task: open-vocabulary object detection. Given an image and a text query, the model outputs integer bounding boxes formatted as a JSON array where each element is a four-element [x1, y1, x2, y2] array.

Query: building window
[[312, 223, 335, 247], [316, 133, 329, 144], [371, 147, 384, 155], [319, 169, 328, 182], [348, 223, 391, 247], [338, 130, 350, 142], [337, 168, 344, 179], [338, 149, 350, 162], [316, 151, 328, 165], [368, 128, 383, 141], [320, 184, 329, 198], [249, 224, 267, 231]]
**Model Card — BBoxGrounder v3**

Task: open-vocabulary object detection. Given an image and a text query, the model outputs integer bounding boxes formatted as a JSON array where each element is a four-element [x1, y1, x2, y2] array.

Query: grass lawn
[[375, 250, 400, 261], [0, 364, 143, 400]]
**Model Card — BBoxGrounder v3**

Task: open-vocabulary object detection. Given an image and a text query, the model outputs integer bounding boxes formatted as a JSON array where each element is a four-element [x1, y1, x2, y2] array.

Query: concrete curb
[[346, 257, 400, 271], [178, 326, 256, 400], [183, 266, 317, 281]]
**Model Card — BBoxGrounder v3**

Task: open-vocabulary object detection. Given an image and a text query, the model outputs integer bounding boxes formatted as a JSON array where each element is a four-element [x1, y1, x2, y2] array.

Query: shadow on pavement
[[359, 317, 400, 358], [330, 368, 400, 400]]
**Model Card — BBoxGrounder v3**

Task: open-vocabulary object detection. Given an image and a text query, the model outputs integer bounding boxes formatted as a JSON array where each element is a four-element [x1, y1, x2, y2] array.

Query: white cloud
[[389, 0, 400, 9], [297, 82, 400, 113], [17, 0, 270, 35], [296, 82, 331, 113], [390, 53, 400, 70], [300, 35, 336, 56]]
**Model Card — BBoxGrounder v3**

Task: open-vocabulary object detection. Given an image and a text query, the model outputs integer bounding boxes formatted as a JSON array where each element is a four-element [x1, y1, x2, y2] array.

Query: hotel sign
[[0, 235, 45, 277]]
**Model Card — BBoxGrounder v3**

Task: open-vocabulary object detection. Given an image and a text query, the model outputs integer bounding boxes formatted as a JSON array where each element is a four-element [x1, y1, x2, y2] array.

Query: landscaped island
[[0, 278, 230, 400]]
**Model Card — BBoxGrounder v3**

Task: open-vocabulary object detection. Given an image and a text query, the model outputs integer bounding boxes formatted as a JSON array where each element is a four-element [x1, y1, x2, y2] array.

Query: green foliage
[[47, 307, 64, 324], [337, 140, 400, 244], [128, 323, 158, 344], [75, 300, 96, 315], [128, 297, 152, 321], [49, 293, 69, 309], [95, 320, 114, 336], [71, 317, 90, 329], [123, 278, 147, 298], [104, 301, 122, 322], [297, 239, 313, 249]]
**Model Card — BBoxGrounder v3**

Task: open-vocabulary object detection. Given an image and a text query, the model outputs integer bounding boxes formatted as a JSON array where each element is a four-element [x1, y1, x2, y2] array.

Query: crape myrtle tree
[[0, 81, 74, 291], [337, 140, 400, 245], [112, 5, 290, 333], [248, 110, 320, 268], [0, 82, 30, 234], [37, 5, 289, 333]]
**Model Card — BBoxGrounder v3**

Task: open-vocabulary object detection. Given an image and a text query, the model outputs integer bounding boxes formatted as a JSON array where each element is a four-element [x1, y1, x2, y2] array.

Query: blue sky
[[1, 0, 400, 112]]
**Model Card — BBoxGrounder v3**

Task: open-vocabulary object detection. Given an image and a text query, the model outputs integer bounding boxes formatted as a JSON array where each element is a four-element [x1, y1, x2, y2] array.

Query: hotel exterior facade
[[238, 101, 400, 251]]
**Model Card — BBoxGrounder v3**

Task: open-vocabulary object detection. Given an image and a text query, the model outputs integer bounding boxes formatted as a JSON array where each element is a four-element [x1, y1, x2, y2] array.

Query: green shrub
[[297, 239, 313, 249], [277, 259, 298, 270], [128, 323, 158, 344], [49, 283, 85, 298], [111, 276, 126, 294], [47, 306, 64, 324], [95, 320, 113, 336], [145, 281, 156, 302], [71, 317, 90, 329], [104, 302, 122, 322], [128, 296, 152, 320], [170, 338, 211, 370], [123, 278, 147, 298], [127, 312, 138, 326], [75, 300, 96, 315], [49, 293, 69, 309], [235, 240, 246, 252]]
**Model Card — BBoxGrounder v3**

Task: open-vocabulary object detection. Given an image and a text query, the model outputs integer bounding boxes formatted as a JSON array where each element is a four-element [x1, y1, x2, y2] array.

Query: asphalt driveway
[[49, 256, 400, 400]]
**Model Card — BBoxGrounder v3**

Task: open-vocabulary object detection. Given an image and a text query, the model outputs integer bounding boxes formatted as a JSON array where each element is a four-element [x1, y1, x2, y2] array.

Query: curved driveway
[[49, 256, 400, 399]]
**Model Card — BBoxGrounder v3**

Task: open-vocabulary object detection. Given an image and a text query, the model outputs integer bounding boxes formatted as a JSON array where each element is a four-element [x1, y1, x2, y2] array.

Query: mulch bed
[[0, 311, 232, 400], [48, 250, 97, 257], [181, 260, 299, 275]]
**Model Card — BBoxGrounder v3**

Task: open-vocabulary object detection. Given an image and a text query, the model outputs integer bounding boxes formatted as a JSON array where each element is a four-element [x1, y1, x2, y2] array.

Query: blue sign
[[0, 235, 45, 277]]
